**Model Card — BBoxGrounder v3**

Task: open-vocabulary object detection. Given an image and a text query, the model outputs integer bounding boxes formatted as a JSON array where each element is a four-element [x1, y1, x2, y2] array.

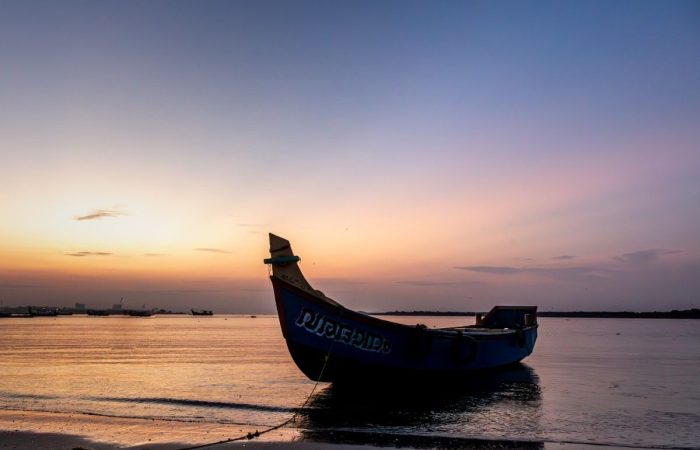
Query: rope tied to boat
[[176, 343, 334, 450]]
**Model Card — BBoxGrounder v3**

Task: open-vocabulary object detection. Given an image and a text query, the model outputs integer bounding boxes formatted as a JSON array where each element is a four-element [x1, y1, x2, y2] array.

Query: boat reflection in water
[[295, 363, 543, 448]]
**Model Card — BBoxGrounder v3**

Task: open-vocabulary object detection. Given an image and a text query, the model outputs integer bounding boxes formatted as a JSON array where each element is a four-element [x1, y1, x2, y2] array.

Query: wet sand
[[0, 410, 650, 450], [0, 409, 295, 449]]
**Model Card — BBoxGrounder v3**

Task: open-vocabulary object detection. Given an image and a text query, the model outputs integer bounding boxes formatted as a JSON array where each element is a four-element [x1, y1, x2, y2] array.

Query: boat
[[0, 311, 30, 318], [127, 309, 153, 317], [0, 312, 33, 318], [0, 306, 34, 318], [28, 307, 59, 317], [87, 309, 110, 316], [191, 309, 213, 316], [264, 234, 538, 383]]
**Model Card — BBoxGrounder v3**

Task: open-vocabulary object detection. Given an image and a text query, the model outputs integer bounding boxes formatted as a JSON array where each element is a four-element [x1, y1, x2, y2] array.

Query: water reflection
[[296, 363, 542, 446]]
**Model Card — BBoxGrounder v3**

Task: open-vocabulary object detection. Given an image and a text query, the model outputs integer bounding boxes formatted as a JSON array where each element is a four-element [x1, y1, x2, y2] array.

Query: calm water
[[0, 316, 698, 448]]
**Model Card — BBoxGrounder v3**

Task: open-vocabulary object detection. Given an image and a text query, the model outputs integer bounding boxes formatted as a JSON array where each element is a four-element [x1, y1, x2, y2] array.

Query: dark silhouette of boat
[[0, 311, 33, 318], [191, 309, 213, 316], [29, 307, 59, 317], [264, 234, 538, 382], [0, 305, 34, 318], [87, 309, 110, 316], [127, 309, 153, 317]]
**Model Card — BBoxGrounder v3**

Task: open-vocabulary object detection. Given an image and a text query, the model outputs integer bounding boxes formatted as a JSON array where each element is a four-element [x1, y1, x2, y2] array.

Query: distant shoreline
[[373, 309, 700, 319]]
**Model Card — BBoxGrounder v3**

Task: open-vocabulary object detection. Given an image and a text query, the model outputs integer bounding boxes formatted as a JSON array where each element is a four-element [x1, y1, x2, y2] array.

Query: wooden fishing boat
[[191, 309, 214, 316], [265, 234, 538, 383]]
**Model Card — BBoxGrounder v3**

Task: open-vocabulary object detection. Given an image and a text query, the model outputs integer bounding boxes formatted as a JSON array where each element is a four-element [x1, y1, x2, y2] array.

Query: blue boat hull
[[272, 277, 538, 382]]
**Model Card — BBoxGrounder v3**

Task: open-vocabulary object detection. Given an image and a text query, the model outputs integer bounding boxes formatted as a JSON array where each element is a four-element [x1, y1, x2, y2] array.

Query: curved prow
[[265, 234, 299, 264], [264, 234, 329, 300]]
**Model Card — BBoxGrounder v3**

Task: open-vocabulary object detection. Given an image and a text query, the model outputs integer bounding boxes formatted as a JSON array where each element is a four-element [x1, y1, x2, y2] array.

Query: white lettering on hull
[[295, 307, 392, 354]]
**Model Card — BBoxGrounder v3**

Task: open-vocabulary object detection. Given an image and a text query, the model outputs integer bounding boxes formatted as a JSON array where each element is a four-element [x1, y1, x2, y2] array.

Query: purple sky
[[1, 1, 699, 312]]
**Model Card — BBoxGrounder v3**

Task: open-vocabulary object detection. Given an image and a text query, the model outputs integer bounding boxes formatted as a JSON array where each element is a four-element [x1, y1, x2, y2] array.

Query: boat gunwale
[[271, 275, 538, 339]]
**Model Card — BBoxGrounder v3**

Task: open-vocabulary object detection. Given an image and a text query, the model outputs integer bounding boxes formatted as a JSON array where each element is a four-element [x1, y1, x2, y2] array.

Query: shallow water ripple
[[0, 316, 698, 448]]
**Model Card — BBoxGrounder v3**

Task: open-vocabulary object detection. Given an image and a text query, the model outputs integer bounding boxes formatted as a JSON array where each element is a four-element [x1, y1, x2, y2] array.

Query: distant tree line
[[374, 309, 700, 319]]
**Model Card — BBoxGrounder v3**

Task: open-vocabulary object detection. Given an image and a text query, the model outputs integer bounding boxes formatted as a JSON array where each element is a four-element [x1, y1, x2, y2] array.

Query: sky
[[1, 0, 699, 313]]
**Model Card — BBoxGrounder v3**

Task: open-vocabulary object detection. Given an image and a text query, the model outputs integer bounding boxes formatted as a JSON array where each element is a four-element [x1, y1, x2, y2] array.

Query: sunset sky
[[1, 1, 699, 313]]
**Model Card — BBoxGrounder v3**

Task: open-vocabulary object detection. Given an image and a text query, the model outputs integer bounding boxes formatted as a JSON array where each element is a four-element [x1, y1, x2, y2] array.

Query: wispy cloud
[[66, 251, 112, 257], [552, 255, 575, 260], [514, 257, 534, 261], [143, 253, 166, 257], [195, 248, 232, 254], [75, 209, 126, 221], [236, 224, 267, 234], [457, 248, 686, 285], [455, 265, 615, 282], [316, 278, 368, 285], [150, 288, 224, 294], [396, 280, 480, 287], [613, 249, 679, 265], [0, 282, 47, 289], [457, 266, 521, 274]]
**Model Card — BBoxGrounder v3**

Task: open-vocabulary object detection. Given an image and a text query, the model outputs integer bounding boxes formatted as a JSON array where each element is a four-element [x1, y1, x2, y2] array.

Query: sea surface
[[0, 315, 698, 449]]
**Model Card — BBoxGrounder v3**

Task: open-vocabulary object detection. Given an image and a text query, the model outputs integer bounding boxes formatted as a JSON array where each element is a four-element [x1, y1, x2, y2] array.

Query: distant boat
[[0, 312, 33, 318], [6, 307, 34, 318], [87, 309, 110, 316], [29, 307, 59, 317], [264, 234, 538, 383], [127, 310, 153, 317], [0, 311, 19, 318], [191, 309, 213, 316]]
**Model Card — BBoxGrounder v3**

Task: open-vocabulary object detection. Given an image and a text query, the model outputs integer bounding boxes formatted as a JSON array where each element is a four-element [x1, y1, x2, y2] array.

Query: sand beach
[[0, 408, 647, 450]]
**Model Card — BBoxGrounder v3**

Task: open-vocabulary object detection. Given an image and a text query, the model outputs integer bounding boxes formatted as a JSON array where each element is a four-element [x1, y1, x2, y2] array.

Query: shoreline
[[2, 310, 699, 320], [0, 410, 686, 450], [373, 310, 700, 319], [0, 409, 296, 449]]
